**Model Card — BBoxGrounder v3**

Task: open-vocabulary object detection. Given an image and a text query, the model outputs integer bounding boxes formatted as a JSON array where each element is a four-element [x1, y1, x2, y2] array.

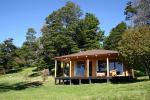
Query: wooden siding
[[91, 60, 96, 77]]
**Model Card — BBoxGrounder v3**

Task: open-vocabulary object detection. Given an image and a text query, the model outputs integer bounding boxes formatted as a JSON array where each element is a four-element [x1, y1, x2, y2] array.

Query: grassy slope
[[0, 68, 150, 100]]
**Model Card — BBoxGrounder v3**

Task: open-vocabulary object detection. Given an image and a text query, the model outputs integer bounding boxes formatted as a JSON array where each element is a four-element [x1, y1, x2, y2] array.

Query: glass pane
[[115, 62, 123, 75], [75, 61, 85, 76]]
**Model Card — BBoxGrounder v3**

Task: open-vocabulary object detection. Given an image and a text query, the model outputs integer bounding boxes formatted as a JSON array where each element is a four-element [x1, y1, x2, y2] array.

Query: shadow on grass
[[1, 68, 23, 74], [0, 81, 43, 92], [28, 72, 40, 77], [111, 77, 149, 84]]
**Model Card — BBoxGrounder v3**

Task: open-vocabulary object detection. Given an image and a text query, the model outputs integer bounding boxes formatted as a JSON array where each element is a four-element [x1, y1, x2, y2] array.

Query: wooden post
[[131, 68, 135, 79], [106, 57, 110, 82], [69, 61, 72, 85], [89, 77, 91, 84], [70, 79, 72, 85], [55, 60, 57, 78], [70, 61, 72, 77], [96, 60, 98, 76], [87, 59, 89, 77], [61, 61, 64, 76], [79, 79, 81, 85]]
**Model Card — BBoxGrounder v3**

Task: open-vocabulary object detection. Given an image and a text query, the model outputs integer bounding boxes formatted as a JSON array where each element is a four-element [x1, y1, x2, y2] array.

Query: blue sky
[[0, 0, 128, 47]]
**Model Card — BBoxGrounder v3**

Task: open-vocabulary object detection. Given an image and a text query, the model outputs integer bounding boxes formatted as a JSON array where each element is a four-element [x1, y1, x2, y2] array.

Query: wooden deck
[[55, 76, 132, 85]]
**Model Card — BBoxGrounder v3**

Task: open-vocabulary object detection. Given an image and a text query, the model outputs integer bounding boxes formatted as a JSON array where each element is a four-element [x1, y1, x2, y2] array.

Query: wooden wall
[[70, 59, 131, 77]]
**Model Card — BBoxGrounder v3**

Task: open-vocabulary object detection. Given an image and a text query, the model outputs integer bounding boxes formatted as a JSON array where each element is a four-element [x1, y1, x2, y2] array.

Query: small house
[[55, 50, 134, 84]]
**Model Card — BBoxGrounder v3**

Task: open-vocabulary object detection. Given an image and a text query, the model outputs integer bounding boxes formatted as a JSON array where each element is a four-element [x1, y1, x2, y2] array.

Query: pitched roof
[[56, 49, 118, 60]]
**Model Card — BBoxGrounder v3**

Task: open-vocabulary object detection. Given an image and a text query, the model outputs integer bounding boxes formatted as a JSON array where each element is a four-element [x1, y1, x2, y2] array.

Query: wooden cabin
[[55, 50, 134, 85]]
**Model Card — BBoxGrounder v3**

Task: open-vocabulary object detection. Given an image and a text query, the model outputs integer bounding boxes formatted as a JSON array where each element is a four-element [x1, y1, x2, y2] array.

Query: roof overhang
[[55, 50, 119, 62]]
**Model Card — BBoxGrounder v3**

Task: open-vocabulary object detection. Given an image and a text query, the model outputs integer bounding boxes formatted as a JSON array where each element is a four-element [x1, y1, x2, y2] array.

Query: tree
[[125, 0, 150, 26], [25, 28, 36, 45], [118, 25, 150, 79], [103, 22, 127, 50], [40, 1, 104, 72], [0, 38, 17, 73], [74, 13, 104, 50], [23, 28, 38, 66], [40, 1, 81, 71]]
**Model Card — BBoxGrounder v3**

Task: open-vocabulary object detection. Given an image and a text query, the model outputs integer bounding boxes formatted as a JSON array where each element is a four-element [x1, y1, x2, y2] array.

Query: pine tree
[[103, 22, 127, 50]]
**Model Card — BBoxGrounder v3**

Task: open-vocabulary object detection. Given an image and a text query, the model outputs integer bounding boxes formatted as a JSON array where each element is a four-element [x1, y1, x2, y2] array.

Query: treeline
[[0, 1, 150, 79]]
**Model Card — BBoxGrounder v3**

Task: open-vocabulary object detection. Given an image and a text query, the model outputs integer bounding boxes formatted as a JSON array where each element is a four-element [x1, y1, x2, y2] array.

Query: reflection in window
[[97, 60, 123, 75], [97, 61, 106, 72], [75, 61, 85, 77]]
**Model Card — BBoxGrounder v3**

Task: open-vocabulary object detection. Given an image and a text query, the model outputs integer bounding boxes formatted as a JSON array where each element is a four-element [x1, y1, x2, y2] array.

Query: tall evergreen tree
[[103, 22, 127, 50], [0, 38, 17, 73], [74, 13, 104, 50], [22, 28, 38, 66]]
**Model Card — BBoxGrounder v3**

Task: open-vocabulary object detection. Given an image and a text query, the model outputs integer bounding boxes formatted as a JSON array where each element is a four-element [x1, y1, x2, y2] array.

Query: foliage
[[124, 1, 137, 21], [0, 38, 17, 73], [40, 1, 103, 71], [118, 25, 150, 79], [25, 28, 36, 45], [124, 0, 150, 25], [22, 28, 38, 66], [103, 22, 127, 50], [74, 13, 104, 50]]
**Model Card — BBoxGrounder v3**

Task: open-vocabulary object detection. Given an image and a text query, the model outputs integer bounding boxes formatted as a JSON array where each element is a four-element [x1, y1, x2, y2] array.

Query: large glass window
[[97, 60, 123, 75], [74, 61, 85, 77], [115, 62, 123, 75], [97, 61, 106, 72], [109, 62, 123, 75]]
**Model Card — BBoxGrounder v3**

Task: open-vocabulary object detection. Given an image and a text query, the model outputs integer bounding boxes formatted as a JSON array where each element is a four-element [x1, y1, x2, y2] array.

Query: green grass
[[0, 68, 150, 100]]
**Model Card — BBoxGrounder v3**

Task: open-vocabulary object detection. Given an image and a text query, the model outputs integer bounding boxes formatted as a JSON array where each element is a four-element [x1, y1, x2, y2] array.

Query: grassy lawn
[[0, 68, 150, 100]]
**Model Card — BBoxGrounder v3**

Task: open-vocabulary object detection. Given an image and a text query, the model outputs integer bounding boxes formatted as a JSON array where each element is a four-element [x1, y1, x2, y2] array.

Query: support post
[[106, 57, 110, 82], [59, 79, 60, 84], [55, 60, 57, 78], [79, 79, 81, 85], [70, 61, 72, 77], [96, 60, 98, 76], [70, 79, 72, 85], [89, 77, 91, 84], [87, 59, 89, 77], [69, 61, 72, 85], [131, 68, 135, 79], [61, 61, 64, 76]]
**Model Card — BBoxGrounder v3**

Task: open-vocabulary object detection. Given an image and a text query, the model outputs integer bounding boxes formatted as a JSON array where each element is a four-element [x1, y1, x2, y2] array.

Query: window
[[115, 62, 123, 75], [109, 62, 123, 75], [97, 60, 123, 75], [74, 61, 85, 77], [97, 60, 106, 72]]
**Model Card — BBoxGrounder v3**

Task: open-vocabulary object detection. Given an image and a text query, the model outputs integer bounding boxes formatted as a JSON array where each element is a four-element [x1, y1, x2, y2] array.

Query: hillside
[[0, 68, 150, 100]]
